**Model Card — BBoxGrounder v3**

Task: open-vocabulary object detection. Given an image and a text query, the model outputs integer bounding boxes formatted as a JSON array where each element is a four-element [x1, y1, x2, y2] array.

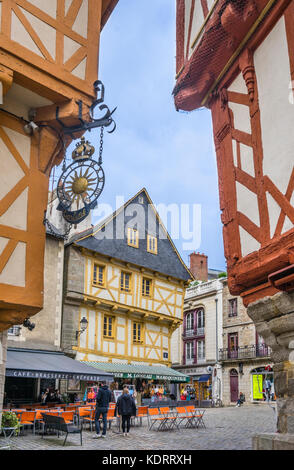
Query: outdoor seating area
[[1, 403, 206, 447], [147, 406, 205, 432]]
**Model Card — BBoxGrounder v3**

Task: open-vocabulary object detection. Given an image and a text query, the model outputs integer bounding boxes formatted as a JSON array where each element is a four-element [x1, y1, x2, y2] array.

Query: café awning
[[195, 374, 211, 383], [6, 348, 113, 381], [80, 361, 190, 382]]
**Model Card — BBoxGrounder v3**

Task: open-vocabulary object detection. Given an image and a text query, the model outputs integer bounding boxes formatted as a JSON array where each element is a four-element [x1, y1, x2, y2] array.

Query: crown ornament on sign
[[72, 136, 95, 160]]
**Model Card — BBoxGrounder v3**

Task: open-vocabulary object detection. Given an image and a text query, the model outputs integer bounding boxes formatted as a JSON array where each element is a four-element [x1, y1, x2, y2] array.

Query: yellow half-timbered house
[[62, 188, 192, 380]]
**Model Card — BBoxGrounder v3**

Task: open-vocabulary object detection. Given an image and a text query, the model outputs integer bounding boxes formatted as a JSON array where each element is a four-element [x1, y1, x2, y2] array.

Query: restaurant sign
[[6, 370, 103, 381], [113, 372, 187, 382]]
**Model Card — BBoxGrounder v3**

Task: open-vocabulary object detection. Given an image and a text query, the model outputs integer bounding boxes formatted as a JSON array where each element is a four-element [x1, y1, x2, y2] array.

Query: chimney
[[189, 252, 208, 281]]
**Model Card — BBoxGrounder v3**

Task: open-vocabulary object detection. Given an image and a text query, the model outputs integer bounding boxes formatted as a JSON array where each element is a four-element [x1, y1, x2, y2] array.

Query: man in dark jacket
[[93, 382, 112, 438], [115, 387, 137, 436]]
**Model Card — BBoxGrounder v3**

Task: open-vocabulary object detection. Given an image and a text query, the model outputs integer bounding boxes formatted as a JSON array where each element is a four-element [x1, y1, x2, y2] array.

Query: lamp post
[[76, 317, 88, 340]]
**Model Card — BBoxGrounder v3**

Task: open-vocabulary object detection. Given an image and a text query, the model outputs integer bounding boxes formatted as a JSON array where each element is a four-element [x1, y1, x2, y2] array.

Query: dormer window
[[147, 234, 157, 254], [127, 228, 139, 248]]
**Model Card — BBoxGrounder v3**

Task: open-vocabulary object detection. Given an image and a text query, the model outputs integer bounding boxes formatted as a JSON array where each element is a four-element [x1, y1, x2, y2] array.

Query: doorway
[[230, 369, 239, 403]]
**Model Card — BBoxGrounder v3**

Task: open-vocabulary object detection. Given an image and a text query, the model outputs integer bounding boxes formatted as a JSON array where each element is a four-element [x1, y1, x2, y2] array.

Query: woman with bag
[[115, 387, 137, 437]]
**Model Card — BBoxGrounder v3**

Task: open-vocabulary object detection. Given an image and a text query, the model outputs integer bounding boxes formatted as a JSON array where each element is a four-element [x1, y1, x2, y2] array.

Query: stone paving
[[0, 404, 276, 451]]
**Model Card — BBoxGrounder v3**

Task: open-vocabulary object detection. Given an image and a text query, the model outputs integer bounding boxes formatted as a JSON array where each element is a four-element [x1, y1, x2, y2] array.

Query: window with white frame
[[196, 309, 205, 335], [185, 312, 194, 336], [197, 340, 205, 362], [186, 341, 194, 363]]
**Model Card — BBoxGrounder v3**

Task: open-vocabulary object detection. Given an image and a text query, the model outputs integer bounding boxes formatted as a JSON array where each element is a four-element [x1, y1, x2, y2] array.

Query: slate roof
[[70, 188, 192, 282]]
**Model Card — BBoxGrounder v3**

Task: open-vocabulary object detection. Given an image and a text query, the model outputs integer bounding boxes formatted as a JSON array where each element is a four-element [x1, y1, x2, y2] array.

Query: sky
[[56, 0, 226, 272]]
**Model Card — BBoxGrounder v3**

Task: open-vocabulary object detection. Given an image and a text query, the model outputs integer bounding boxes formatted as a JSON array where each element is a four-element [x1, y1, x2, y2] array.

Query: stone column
[[247, 291, 294, 450]]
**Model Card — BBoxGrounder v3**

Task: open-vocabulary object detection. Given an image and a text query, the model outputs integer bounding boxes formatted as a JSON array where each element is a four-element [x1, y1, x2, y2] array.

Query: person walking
[[115, 387, 137, 437], [93, 381, 112, 439]]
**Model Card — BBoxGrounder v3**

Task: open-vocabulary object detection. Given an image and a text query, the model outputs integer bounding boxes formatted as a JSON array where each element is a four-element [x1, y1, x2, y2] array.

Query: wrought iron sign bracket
[[56, 80, 117, 139]]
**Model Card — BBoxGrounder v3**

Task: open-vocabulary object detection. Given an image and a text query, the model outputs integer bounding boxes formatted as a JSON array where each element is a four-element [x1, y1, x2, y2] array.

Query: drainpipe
[[215, 298, 218, 362], [215, 298, 219, 400]]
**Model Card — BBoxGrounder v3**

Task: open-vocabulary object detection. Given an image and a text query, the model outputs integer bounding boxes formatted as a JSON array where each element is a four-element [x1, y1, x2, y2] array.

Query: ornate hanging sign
[[44, 81, 115, 236], [57, 136, 105, 224]]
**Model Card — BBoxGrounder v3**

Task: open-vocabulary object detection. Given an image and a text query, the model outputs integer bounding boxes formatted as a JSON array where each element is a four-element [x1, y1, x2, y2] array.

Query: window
[[147, 234, 157, 254], [104, 315, 114, 338], [197, 340, 205, 362], [127, 228, 139, 248], [185, 312, 194, 336], [120, 271, 132, 292], [93, 264, 105, 287], [142, 277, 152, 297], [196, 309, 205, 335], [185, 342, 194, 363], [228, 333, 238, 358], [133, 322, 143, 343], [8, 325, 21, 336], [228, 298, 238, 317]]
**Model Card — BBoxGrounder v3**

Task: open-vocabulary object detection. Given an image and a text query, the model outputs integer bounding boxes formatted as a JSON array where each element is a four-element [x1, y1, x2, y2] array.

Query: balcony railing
[[218, 345, 271, 361], [183, 355, 206, 366], [185, 329, 195, 337], [182, 327, 205, 338]]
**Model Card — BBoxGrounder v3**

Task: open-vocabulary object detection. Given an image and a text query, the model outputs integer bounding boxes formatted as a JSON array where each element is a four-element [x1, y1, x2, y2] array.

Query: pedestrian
[[41, 388, 49, 404], [236, 392, 245, 407], [115, 387, 137, 437], [92, 381, 112, 439]]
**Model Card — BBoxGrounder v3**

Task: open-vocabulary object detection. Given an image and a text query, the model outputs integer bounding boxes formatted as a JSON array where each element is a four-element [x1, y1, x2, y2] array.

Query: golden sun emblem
[[64, 167, 97, 208]]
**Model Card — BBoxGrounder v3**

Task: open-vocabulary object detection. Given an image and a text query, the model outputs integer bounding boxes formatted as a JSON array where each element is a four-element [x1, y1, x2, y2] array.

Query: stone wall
[[61, 245, 85, 355], [7, 236, 64, 351], [222, 282, 256, 349], [248, 291, 294, 435]]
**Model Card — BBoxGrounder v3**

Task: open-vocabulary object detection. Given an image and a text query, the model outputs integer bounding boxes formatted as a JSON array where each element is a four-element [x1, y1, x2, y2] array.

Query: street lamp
[[76, 317, 88, 340]]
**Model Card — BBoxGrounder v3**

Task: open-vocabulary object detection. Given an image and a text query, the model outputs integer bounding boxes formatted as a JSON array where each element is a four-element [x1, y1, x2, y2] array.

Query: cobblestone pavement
[[0, 404, 276, 451]]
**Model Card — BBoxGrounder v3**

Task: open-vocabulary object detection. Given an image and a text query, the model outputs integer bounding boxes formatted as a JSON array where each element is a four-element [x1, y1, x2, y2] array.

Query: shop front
[[4, 348, 113, 407], [251, 366, 275, 403], [80, 361, 190, 405]]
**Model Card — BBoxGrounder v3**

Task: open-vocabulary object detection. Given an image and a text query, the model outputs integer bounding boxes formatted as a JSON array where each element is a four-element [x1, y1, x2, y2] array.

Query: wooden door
[[230, 369, 239, 402]]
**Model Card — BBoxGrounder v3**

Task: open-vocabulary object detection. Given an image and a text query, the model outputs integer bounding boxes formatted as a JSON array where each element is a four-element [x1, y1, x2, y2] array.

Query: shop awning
[[80, 361, 190, 382], [195, 374, 211, 383], [6, 348, 113, 381]]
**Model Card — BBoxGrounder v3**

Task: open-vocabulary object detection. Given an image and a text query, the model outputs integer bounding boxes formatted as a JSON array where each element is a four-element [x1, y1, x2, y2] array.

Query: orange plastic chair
[[106, 407, 115, 429], [159, 407, 178, 430], [135, 406, 148, 426], [147, 408, 166, 431], [176, 407, 190, 427], [82, 409, 96, 431], [65, 406, 76, 412], [159, 407, 171, 414], [77, 406, 90, 425], [19, 411, 36, 434], [60, 411, 75, 424]]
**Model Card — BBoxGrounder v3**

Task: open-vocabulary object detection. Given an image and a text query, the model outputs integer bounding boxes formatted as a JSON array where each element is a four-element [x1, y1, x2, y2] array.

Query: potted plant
[[1, 411, 21, 436]]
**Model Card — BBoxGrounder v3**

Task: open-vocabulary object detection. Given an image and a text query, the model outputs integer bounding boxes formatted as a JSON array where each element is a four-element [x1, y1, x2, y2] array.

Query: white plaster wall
[[254, 16, 294, 235], [188, 1, 205, 59], [184, 0, 193, 56]]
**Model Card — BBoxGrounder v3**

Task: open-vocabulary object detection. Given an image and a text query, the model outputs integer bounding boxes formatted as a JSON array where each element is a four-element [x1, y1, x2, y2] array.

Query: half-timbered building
[[174, 0, 294, 446], [0, 0, 119, 417], [62, 188, 192, 386]]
